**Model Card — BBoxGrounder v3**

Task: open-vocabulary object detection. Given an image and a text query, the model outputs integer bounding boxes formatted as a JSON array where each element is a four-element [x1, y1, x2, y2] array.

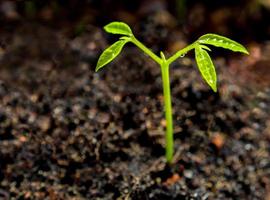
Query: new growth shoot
[[96, 22, 249, 163]]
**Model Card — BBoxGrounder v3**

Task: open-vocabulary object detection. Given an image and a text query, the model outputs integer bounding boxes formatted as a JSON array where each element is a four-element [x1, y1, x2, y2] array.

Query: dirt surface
[[0, 2, 270, 199]]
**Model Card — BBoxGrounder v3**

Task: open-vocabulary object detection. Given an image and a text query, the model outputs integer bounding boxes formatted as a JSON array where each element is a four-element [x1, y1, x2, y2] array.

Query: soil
[[0, 2, 270, 200]]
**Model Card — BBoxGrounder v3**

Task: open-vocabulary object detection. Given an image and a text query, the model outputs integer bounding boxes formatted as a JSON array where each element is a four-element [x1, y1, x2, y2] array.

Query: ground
[[0, 6, 270, 200]]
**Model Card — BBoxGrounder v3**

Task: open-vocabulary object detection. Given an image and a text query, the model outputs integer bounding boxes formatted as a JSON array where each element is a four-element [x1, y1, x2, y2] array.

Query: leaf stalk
[[131, 36, 162, 64]]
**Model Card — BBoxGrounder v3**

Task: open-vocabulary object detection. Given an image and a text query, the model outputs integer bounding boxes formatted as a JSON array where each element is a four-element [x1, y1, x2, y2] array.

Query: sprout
[[96, 21, 249, 163]]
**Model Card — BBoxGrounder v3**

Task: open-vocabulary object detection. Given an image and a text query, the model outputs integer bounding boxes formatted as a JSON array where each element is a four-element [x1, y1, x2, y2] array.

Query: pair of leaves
[[96, 21, 249, 93], [194, 33, 248, 92], [96, 22, 133, 71]]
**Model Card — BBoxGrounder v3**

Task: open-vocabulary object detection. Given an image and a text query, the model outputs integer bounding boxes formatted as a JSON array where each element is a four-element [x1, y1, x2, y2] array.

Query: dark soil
[[0, 2, 270, 200]]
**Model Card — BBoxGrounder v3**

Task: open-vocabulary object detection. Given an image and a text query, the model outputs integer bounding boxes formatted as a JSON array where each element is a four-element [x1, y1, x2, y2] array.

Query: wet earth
[[0, 21, 270, 200]]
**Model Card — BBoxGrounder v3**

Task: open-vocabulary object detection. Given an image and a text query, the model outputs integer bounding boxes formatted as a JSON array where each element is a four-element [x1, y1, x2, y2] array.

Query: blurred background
[[0, 0, 270, 199], [1, 0, 270, 86]]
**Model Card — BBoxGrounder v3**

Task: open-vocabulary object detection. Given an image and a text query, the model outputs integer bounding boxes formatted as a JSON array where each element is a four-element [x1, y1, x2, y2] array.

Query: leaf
[[200, 45, 211, 51], [104, 22, 133, 36], [96, 40, 128, 71], [195, 46, 217, 92], [198, 33, 249, 54]]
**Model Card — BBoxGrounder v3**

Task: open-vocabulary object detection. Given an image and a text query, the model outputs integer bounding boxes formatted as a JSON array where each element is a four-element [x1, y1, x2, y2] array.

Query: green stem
[[131, 36, 162, 64], [160, 60, 174, 163], [167, 43, 196, 65], [130, 38, 196, 164]]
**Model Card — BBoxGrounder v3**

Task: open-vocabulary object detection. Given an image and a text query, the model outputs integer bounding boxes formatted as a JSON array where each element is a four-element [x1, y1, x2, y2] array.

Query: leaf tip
[[103, 24, 111, 33], [103, 25, 109, 32], [212, 86, 217, 93], [209, 81, 217, 93], [242, 48, 249, 55], [95, 66, 100, 72], [95, 63, 103, 72]]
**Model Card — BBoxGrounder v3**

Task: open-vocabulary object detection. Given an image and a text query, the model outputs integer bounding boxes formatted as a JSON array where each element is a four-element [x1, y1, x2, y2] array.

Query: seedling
[[96, 22, 248, 163]]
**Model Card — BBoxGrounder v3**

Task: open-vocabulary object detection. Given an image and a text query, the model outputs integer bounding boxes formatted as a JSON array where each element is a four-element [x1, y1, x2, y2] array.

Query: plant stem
[[167, 43, 196, 65], [160, 60, 174, 163], [131, 36, 162, 64], [130, 37, 196, 163]]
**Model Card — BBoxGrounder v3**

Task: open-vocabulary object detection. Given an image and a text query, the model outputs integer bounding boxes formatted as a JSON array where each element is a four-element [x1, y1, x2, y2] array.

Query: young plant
[[96, 22, 249, 163]]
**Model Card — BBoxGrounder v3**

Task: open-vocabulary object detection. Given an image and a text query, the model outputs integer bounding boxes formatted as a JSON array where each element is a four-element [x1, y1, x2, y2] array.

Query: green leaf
[[104, 22, 133, 36], [198, 34, 249, 54], [195, 46, 217, 92], [200, 45, 211, 51], [96, 40, 128, 71]]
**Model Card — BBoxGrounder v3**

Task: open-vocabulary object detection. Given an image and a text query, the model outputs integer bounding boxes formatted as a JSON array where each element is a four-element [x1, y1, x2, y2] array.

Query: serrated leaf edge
[[95, 40, 128, 72], [198, 33, 249, 54], [195, 46, 217, 92], [104, 22, 133, 36]]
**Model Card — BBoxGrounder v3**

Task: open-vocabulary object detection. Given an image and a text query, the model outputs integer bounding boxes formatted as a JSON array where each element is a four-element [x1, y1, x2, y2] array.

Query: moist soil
[[0, 21, 270, 200]]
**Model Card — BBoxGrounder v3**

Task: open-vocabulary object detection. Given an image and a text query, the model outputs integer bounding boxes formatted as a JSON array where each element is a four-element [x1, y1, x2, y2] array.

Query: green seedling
[[96, 21, 249, 163]]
